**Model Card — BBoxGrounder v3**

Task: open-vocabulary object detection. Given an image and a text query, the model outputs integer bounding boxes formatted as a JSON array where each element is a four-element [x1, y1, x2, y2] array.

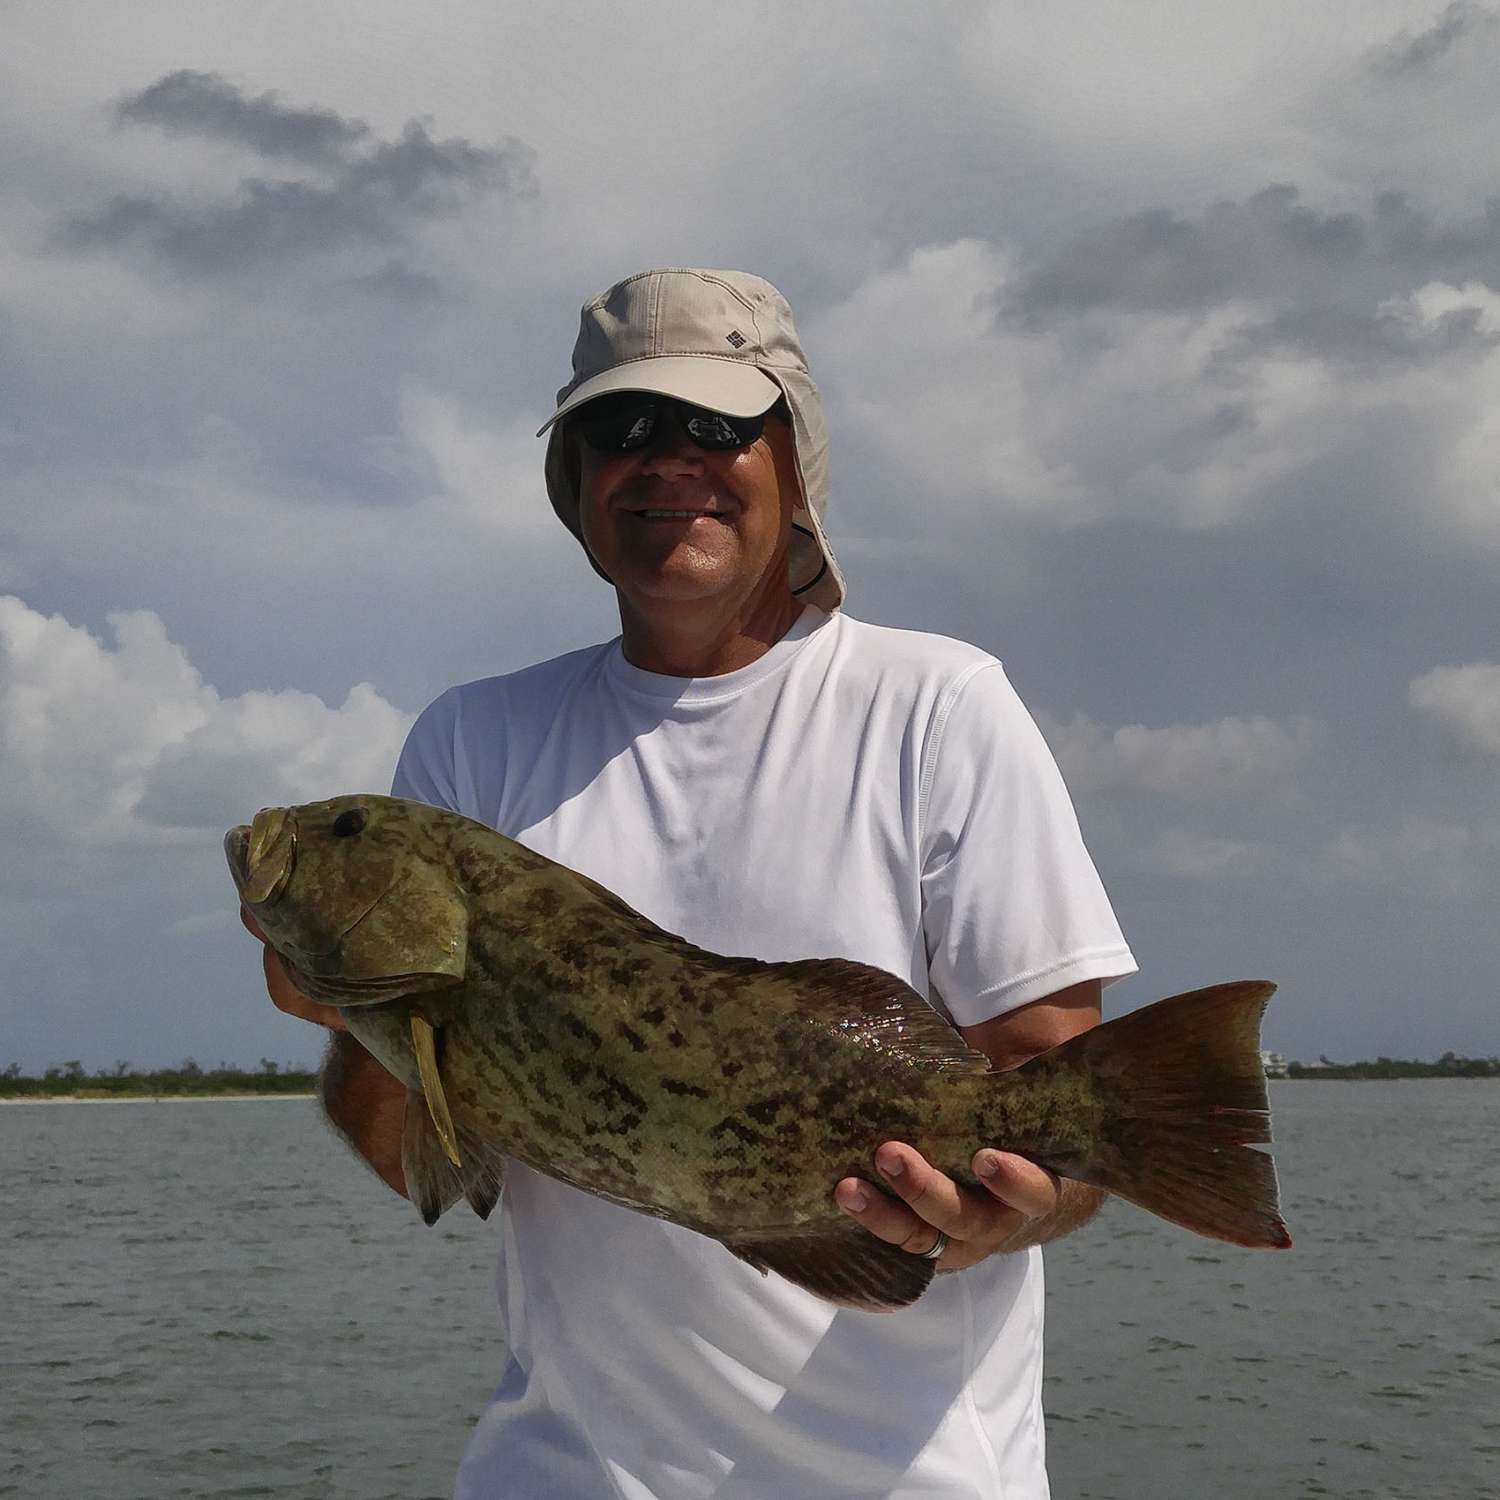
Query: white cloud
[[1409, 661, 1500, 754], [0, 593, 416, 1071], [0, 594, 413, 850], [815, 240, 1500, 537], [1397, 277, 1500, 335], [1041, 709, 1312, 794], [1323, 815, 1498, 896], [0, 0, 1494, 1069], [813, 239, 1270, 527], [813, 240, 1092, 522], [395, 386, 553, 530], [1148, 828, 1257, 878]]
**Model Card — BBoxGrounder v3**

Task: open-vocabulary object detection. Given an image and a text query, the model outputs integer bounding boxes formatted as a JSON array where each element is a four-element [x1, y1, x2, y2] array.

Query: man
[[251, 267, 1136, 1498]]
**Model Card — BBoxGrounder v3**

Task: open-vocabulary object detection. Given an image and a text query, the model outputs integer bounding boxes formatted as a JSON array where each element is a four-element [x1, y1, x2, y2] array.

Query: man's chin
[[611, 543, 746, 603]]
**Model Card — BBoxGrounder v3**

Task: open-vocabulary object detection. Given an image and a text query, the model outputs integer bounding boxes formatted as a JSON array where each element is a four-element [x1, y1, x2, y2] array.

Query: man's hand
[[239, 905, 346, 1031], [834, 1145, 1063, 1268], [835, 979, 1106, 1266], [240, 903, 408, 1195]]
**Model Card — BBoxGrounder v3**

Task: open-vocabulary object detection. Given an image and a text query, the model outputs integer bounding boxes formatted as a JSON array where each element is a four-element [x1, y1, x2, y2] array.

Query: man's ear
[[561, 424, 612, 582], [562, 422, 583, 496]]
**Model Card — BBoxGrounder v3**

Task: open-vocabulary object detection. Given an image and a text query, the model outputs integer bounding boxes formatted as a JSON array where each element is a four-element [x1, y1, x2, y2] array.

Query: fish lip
[[237, 808, 297, 908], [224, 825, 252, 886]]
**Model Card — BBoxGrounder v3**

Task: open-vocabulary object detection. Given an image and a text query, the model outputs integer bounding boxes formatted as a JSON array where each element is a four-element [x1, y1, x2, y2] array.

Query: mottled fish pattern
[[228, 795, 1289, 1310]]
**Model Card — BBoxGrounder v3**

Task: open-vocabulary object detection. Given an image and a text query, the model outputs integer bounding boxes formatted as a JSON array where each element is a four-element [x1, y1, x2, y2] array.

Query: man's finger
[[833, 1176, 942, 1254], [239, 905, 266, 941], [872, 1142, 974, 1234], [973, 1150, 1061, 1220]]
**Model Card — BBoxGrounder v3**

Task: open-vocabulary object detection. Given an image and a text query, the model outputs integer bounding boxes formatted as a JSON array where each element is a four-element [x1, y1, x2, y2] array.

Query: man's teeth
[[640, 509, 711, 518]]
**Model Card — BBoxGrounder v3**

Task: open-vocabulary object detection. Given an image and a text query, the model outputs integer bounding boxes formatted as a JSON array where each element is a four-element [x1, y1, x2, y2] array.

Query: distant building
[[1260, 1050, 1289, 1079]]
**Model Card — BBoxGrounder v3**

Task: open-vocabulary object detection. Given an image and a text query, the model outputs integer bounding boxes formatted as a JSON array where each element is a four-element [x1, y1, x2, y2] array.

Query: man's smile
[[617, 491, 734, 523], [631, 508, 728, 522]]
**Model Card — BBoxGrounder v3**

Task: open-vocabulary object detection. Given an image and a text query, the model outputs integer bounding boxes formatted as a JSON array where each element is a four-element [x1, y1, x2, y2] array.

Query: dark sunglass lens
[[683, 407, 764, 448], [617, 412, 656, 449], [576, 397, 658, 452], [574, 396, 766, 452]]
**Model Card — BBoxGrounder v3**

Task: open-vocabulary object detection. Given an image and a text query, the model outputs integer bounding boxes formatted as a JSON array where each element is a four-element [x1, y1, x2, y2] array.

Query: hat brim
[[536, 357, 782, 437]]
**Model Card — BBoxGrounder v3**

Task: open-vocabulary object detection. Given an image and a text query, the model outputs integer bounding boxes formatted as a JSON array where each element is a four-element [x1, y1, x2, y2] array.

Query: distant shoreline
[[1279, 1074, 1498, 1082], [4, 1077, 1496, 1105], [0, 1093, 317, 1105], [1, 1067, 321, 1102]]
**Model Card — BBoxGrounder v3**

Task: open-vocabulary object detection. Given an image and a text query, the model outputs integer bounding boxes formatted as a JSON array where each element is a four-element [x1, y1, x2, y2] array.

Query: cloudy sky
[[3, 1, 1497, 1072]]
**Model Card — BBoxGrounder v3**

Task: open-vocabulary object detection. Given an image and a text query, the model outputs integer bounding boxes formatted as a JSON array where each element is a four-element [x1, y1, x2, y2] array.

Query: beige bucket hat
[[538, 267, 846, 612]]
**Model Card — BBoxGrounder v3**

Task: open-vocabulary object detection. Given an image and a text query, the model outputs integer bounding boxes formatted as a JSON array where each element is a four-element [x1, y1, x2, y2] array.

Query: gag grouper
[[227, 794, 1290, 1311]]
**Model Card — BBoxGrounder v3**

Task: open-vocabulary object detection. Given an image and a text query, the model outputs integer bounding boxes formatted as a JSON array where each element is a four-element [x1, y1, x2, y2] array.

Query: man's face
[[571, 401, 799, 613]]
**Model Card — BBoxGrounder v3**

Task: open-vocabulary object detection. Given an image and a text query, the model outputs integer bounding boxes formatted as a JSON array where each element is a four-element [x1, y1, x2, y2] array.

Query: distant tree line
[[0, 1058, 318, 1098], [1287, 1051, 1500, 1080], [7, 1049, 1498, 1098]]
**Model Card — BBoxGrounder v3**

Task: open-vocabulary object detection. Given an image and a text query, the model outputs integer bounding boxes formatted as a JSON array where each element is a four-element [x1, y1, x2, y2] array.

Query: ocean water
[[3, 1083, 1496, 1499]]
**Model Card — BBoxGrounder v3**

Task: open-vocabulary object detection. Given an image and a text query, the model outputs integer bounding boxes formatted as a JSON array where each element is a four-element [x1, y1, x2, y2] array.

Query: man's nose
[[638, 408, 704, 475]]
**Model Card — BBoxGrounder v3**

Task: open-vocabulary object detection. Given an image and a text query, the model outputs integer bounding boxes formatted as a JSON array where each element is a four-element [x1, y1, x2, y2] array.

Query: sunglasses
[[572, 393, 773, 454]]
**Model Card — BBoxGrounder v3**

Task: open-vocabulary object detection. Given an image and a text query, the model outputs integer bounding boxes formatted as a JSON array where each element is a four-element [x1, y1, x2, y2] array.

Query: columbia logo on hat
[[724, 329, 747, 348]]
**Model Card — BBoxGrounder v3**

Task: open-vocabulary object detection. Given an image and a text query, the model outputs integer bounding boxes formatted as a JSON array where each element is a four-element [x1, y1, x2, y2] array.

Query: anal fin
[[724, 1227, 936, 1312], [462, 1155, 504, 1221], [401, 1088, 463, 1226], [400, 1088, 504, 1226]]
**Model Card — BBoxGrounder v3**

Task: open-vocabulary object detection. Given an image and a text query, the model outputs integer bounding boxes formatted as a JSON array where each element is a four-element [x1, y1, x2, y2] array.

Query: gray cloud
[[346, 259, 454, 305], [1372, 2, 1500, 76], [62, 74, 534, 277], [117, 69, 369, 164], [4, 6, 1500, 1070], [1410, 662, 1500, 754], [1225, 298, 1497, 370], [1006, 186, 1500, 332]]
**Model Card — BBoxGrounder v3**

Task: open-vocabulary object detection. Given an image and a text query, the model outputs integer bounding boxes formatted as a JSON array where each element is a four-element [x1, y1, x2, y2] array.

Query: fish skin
[[228, 794, 1287, 1308]]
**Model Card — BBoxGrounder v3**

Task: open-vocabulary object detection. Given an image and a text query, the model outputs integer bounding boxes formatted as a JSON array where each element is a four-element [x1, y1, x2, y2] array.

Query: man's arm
[[318, 1028, 410, 1199], [243, 906, 410, 1200], [834, 978, 1107, 1267]]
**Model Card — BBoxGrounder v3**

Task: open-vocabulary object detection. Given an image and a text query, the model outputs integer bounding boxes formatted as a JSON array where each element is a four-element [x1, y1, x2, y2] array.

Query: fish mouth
[[225, 824, 251, 884], [227, 807, 297, 908]]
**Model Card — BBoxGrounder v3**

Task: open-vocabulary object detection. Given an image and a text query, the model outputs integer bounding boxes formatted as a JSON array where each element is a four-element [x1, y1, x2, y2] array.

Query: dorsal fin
[[763, 957, 995, 1075], [724, 1225, 937, 1311], [546, 867, 991, 1076]]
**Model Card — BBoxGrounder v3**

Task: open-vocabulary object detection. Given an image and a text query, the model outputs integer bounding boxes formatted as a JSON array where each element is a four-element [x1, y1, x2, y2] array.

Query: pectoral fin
[[409, 1012, 461, 1168]]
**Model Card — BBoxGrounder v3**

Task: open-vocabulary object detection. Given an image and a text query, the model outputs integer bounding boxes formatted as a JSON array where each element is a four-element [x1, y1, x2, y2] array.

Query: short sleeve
[[919, 663, 1136, 1027], [390, 687, 465, 812]]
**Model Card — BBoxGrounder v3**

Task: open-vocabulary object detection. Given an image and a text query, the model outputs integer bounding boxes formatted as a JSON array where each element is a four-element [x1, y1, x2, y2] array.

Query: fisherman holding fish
[[249, 269, 1147, 1498]]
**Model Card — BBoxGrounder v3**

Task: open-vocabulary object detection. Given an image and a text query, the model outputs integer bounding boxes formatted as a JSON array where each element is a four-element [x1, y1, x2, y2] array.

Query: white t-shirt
[[392, 605, 1135, 1500]]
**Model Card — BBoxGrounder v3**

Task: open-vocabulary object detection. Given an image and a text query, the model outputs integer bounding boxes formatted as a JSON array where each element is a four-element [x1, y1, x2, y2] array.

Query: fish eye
[[331, 808, 368, 838]]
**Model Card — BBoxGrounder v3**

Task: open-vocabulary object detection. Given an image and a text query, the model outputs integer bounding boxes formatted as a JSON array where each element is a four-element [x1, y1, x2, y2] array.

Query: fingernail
[[878, 1154, 904, 1179], [841, 1184, 869, 1212], [975, 1152, 999, 1179]]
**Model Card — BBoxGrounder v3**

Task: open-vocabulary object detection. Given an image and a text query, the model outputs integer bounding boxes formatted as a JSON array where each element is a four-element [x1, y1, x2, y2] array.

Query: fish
[[226, 793, 1290, 1312]]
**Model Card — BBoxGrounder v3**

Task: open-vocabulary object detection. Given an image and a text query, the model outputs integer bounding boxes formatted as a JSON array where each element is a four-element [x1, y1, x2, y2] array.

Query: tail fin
[[1018, 981, 1290, 1249]]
